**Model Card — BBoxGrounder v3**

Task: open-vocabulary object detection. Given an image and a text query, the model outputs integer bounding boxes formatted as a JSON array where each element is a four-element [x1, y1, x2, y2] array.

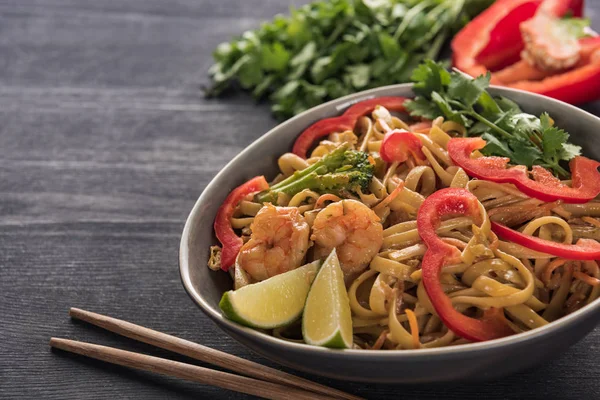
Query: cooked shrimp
[[311, 199, 383, 279], [237, 204, 310, 282]]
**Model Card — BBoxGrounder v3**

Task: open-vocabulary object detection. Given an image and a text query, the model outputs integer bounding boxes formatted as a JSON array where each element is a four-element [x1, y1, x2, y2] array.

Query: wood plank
[[1, 0, 599, 399]]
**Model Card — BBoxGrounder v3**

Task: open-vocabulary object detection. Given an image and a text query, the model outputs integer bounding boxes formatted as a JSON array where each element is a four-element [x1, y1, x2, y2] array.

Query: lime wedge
[[302, 249, 353, 349], [219, 261, 320, 329]]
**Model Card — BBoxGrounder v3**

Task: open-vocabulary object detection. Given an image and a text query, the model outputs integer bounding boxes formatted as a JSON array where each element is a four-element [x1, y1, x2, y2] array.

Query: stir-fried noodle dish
[[207, 88, 600, 350]]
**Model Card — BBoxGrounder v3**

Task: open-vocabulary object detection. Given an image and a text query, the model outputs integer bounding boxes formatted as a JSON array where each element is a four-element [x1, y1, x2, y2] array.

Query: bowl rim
[[180, 82, 600, 358]]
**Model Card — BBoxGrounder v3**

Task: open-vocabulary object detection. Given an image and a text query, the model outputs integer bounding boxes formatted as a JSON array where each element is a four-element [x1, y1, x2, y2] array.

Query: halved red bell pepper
[[491, 221, 600, 260], [417, 188, 513, 342], [452, 0, 583, 76], [292, 96, 409, 158], [214, 176, 269, 271], [380, 129, 424, 164], [504, 37, 600, 105], [455, 0, 542, 75], [447, 137, 600, 204]]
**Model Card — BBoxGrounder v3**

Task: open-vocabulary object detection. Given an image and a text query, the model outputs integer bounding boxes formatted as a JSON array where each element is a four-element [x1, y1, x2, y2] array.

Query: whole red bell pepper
[[214, 176, 269, 271], [292, 97, 409, 158], [447, 137, 600, 204], [380, 129, 424, 164], [452, 0, 584, 77], [417, 188, 513, 342], [491, 221, 600, 260]]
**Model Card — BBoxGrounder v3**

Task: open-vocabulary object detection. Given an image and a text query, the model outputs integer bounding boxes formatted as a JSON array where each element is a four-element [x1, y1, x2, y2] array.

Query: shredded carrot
[[368, 329, 389, 350], [405, 309, 421, 349], [314, 194, 342, 209], [582, 216, 600, 228], [413, 149, 428, 166], [573, 271, 600, 286], [481, 307, 513, 337], [542, 258, 569, 286], [372, 181, 405, 214]]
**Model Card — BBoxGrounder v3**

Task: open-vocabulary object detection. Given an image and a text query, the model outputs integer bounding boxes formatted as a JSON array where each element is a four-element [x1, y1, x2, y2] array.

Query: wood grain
[[1, 1, 599, 399]]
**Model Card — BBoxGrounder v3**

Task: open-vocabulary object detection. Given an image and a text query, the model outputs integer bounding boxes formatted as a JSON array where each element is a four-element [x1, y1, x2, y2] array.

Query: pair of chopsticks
[[50, 308, 362, 400]]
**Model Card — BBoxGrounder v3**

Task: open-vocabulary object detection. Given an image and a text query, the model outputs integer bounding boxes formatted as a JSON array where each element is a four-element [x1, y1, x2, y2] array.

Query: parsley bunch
[[406, 60, 582, 178], [206, 0, 493, 119]]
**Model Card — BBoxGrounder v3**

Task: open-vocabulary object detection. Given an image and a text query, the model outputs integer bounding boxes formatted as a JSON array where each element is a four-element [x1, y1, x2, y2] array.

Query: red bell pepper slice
[[291, 117, 354, 159], [342, 96, 408, 121], [214, 176, 269, 271], [292, 96, 409, 158], [491, 221, 600, 260], [447, 137, 600, 204], [505, 37, 600, 105], [452, 0, 583, 76], [417, 188, 513, 342], [380, 130, 424, 164]]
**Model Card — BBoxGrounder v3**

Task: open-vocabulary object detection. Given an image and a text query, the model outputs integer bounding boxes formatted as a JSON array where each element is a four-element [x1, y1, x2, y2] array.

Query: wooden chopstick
[[50, 338, 333, 400], [68, 308, 362, 400]]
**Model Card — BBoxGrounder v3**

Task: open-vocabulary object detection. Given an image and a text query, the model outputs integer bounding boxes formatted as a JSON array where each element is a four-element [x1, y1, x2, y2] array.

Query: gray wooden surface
[[1, 1, 600, 399]]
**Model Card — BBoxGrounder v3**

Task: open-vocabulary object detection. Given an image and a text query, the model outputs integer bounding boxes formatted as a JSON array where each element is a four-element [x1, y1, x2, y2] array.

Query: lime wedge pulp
[[302, 249, 353, 349], [219, 261, 320, 329]]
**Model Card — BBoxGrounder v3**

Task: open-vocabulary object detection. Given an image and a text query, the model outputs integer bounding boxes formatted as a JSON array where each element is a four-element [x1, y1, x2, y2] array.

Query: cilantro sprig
[[405, 60, 582, 178], [206, 0, 494, 120]]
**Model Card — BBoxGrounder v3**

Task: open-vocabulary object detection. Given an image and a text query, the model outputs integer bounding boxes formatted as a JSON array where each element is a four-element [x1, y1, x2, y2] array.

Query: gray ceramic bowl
[[180, 84, 600, 383]]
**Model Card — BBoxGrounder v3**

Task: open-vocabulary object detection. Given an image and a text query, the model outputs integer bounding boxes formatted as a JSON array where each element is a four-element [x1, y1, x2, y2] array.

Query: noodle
[[209, 104, 600, 350]]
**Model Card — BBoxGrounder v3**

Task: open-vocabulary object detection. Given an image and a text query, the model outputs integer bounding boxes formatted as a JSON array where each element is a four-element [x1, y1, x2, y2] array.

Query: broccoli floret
[[255, 144, 374, 204]]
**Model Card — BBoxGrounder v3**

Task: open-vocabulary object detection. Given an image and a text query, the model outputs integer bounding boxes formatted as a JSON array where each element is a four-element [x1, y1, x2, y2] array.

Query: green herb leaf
[[408, 59, 581, 177], [345, 64, 370, 88], [509, 139, 543, 168], [511, 113, 541, 140], [559, 143, 582, 161], [447, 71, 490, 106], [311, 56, 334, 84], [271, 80, 300, 102], [405, 97, 441, 120], [481, 133, 511, 158], [239, 57, 264, 88], [411, 60, 451, 97], [290, 41, 317, 67], [378, 32, 402, 59], [541, 114, 569, 155], [207, 0, 496, 119], [260, 43, 291, 71], [476, 91, 502, 117]]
